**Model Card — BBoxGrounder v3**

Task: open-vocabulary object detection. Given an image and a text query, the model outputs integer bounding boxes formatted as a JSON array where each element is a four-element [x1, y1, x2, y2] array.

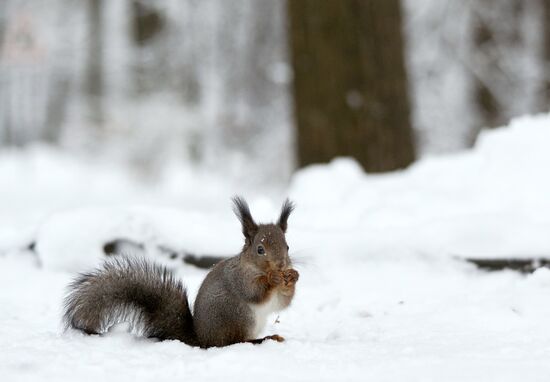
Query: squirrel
[[63, 196, 300, 348]]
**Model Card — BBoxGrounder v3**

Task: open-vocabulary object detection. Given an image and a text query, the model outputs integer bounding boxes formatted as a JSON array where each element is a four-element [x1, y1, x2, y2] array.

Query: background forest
[[1, 0, 549, 186]]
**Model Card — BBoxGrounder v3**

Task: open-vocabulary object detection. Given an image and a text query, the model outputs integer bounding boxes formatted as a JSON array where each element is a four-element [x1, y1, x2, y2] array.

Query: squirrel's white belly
[[248, 292, 284, 338]]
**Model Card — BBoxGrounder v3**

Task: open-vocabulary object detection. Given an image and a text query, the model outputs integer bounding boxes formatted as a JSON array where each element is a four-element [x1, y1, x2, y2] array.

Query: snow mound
[[2, 114, 550, 271], [1, 114, 550, 381], [288, 113, 550, 259]]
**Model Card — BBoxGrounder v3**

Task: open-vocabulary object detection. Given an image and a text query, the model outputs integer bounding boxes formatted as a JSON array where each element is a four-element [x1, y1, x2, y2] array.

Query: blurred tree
[[472, 11, 501, 129], [132, 0, 163, 46], [131, 0, 167, 96], [471, 0, 525, 129], [86, 0, 104, 126], [544, 0, 550, 108], [287, 0, 415, 172]]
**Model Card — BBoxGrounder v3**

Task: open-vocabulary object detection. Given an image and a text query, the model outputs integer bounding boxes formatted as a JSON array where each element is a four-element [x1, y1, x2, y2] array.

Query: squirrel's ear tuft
[[232, 196, 258, 242], [277, 199, 295, 233]]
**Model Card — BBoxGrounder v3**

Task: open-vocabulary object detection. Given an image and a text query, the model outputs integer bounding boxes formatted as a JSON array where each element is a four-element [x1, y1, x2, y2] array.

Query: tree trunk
[[131, 0, 166, 96], [543, 0, 550, 108], [287, 0, 415, 173], [471, 0, 525, 129], [473, 15, 501, 129], [85, 0, 104, 126]]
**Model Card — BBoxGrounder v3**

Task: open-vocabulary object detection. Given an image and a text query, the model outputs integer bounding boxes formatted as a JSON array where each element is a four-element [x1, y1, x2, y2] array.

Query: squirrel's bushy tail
[[63, 256, 197, 345]]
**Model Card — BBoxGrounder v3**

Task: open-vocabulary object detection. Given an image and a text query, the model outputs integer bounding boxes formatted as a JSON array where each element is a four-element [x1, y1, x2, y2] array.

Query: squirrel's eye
[[286, 245, 289, 251], [257, 245, 265, 255]]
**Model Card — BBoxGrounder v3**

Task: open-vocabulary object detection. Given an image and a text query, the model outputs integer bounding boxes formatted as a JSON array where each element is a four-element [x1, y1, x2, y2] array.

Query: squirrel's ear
[[232, 196, 258, 242], [277, 199, 295, 233]]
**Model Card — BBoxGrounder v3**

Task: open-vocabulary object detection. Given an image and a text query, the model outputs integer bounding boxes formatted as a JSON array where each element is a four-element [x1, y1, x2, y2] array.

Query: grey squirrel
[[63, 197, 300, 348]]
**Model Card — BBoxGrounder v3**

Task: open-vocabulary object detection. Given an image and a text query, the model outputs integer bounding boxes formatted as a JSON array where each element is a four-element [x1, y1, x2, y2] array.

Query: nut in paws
[[267, 270, 284, 286]]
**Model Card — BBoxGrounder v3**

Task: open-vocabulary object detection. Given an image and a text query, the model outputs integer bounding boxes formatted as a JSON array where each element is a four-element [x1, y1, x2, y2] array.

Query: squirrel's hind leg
[[246, 334, 285, 345]]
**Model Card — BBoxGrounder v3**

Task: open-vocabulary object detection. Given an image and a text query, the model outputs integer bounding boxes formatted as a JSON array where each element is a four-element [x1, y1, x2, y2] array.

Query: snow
[[2, 114, 550, 381]]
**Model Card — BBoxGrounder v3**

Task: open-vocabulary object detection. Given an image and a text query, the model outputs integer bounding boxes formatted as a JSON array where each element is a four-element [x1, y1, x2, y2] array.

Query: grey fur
[[232, 196, 258, 244], [277, 199, 295, 233], [63, 256, 197, 345]]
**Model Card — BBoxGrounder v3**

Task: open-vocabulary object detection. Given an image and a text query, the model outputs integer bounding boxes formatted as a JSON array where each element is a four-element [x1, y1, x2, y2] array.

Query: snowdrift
[[1, 114, 550, 382], [1, 113, 548, 270]]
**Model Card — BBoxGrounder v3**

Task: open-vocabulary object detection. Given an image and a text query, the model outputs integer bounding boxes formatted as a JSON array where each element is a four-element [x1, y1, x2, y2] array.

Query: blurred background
[[0, 0, 549, 189]]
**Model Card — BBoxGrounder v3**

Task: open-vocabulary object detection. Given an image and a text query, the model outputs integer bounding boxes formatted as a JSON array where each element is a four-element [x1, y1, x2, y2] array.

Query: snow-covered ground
[[1, 114, 550, 381]]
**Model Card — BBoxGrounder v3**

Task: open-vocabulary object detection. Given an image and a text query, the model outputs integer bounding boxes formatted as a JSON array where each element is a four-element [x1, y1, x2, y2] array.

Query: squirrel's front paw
[[283, 269, 299, 286], [267, 270, 284, 287]]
